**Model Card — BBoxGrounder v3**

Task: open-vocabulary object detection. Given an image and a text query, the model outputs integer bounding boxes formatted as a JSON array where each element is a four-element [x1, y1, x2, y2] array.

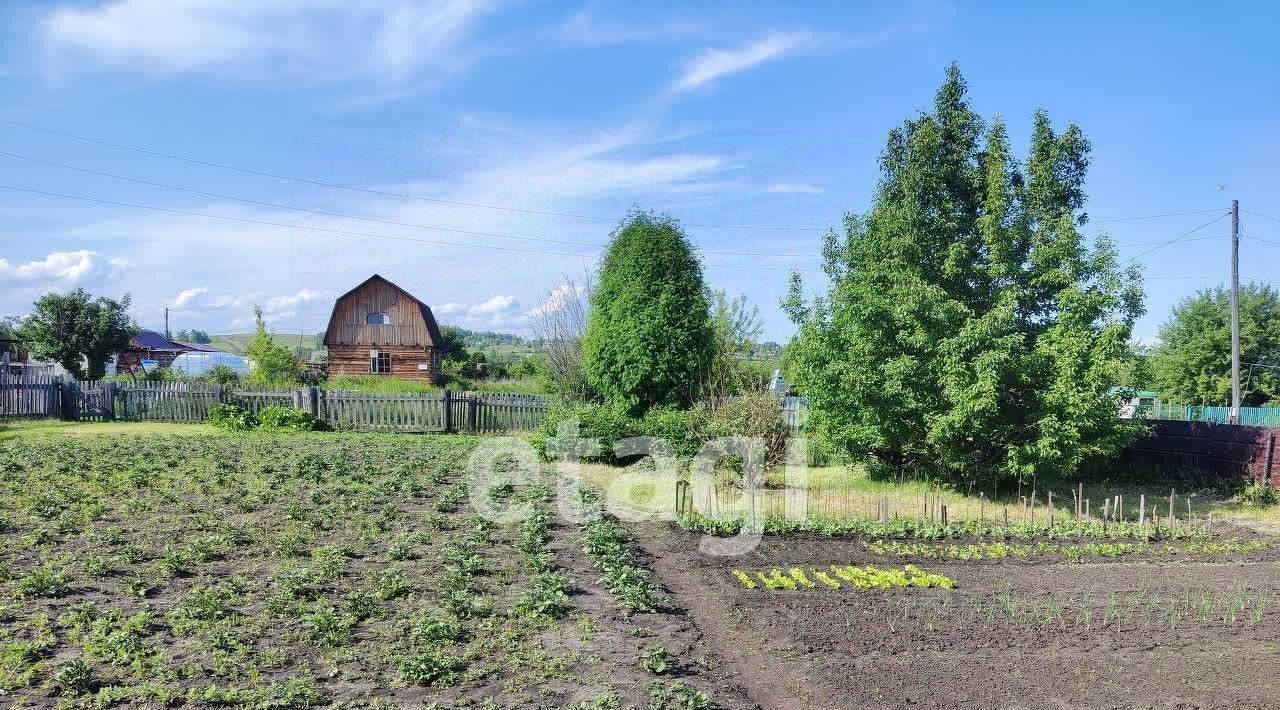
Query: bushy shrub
[[1239, 483, 1279, 507], [208, 404, 256, 431], [533, 394, 789, 467], [637, 407, 708, 459], [257, 405, 317, 432], [532, 400, 641, 463], [705, 391, 789, 466], [204, 365, 241, 386]]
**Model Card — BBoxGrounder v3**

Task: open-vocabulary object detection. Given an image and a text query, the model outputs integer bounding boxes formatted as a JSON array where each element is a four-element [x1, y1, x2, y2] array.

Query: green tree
[[19, 289, 137, 380], [174, 328, 211, 344], [245, 306, 300, 384], [783, 66, 1144, 487], [704, 290, 768, 399], [581, 211, 714, 414], [1150, 284, 1280, 406]]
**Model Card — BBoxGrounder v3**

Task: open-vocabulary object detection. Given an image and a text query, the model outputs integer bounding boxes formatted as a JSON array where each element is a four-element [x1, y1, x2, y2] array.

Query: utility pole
[[1231, 199, 1241, 424], [164, 307, 171, 340]]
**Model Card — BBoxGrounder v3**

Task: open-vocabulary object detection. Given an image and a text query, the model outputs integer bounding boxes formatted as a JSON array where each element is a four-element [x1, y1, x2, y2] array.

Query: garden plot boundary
[[0, 375, 548, 434]]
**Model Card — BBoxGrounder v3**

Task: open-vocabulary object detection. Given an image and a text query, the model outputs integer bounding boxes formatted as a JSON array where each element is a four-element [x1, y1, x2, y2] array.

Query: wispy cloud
[[41, 0, 499, 89], [556, 7, 703, 46], [37, 115, 737, 333], [668, 31, 822, 95], [763, 182, 824, 195]]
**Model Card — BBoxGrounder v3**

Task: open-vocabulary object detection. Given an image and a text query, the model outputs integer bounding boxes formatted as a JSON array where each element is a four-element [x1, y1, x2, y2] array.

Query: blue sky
[[0, 0, 1277, 343]]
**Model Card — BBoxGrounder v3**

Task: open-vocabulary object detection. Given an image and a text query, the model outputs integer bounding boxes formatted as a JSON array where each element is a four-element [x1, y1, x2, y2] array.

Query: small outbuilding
[[322, 274, 443, 382]]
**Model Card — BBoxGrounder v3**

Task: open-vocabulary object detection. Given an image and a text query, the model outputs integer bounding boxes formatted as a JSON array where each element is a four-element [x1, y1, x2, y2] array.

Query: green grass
[[0, 419, 214, 440], [577, 460, 1280, 534]]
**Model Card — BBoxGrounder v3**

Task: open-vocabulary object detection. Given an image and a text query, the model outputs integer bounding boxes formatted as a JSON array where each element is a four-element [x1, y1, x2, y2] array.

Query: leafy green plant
[[13, 565, 69, 599], [49, 658, 96, 696], [257, 405, 317, 432], [1239, 483, 1279, 507], [399, 650, 461, 687], [640, 645, 672, 675], [208, 403, 256, 431]]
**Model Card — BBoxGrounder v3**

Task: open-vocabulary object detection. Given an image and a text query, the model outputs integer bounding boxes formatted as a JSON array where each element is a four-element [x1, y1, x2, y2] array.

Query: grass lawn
[[0, 424, 726, 708], [0, 420, 215, 440], [578, 459, 1280, 533]]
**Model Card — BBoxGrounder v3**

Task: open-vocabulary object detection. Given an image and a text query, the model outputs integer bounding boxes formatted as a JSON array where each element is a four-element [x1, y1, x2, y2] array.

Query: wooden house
[[322, 274, 444, 382]]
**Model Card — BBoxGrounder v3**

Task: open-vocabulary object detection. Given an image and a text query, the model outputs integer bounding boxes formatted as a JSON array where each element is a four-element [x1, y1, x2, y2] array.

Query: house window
[[369, 351, 391, 374], [366, 312, 391, 325]]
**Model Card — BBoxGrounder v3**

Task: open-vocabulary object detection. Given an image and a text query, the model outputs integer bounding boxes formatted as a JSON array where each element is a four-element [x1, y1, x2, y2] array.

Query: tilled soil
[[635, 526, 1280, 710]]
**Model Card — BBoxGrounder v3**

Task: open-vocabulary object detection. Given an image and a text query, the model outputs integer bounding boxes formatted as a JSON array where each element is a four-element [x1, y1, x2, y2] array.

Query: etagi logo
[[464, 419, 814, 557]]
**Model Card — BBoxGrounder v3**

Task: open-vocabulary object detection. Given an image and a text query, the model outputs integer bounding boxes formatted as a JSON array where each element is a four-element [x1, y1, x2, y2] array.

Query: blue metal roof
[[131, 329, 182, 350]]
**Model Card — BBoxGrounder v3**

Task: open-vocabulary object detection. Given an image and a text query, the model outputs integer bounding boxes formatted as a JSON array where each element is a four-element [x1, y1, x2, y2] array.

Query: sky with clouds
[[0, 1, 1277, 343]]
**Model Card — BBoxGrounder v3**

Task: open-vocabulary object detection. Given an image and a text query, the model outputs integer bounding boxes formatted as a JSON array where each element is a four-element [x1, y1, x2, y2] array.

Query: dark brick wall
[[1125, 420, 1278, 484]]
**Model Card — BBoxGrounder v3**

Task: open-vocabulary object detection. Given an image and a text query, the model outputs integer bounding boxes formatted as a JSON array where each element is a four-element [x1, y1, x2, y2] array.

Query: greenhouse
[[169, 351, 251, 377]]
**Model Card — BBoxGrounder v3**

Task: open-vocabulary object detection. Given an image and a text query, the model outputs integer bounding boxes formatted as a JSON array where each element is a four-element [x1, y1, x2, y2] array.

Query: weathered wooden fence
[[0, 377, 548, 434], [0, 372, 60, 418]]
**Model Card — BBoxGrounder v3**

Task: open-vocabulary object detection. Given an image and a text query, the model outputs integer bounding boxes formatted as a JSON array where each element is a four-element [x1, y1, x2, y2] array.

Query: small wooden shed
[[322, 274, 443, 382]]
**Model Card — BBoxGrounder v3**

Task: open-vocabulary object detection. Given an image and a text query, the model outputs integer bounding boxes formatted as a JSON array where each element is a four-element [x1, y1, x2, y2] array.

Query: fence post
[[466, 392, 478, 433], [60, 382, 79, 421], [306, 387, 319, 419], [441, 389, 452, 432], [212, 385, 223, 406], [293, 389, 305, 410], [1265, 432, 1276, 487], [101, 382, 116, 421]]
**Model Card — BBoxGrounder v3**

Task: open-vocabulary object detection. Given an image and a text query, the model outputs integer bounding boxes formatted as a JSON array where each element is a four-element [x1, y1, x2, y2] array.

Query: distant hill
[[208, 332, 324, 358]]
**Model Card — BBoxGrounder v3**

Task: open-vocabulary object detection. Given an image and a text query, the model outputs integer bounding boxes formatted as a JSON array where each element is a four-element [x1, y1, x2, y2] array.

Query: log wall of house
[[327, 345, 441, 382], [325, 279, 434, 348]]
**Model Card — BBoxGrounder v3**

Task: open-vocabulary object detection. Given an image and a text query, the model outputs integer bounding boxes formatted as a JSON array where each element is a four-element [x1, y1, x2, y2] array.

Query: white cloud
[[469, 294, 517, 316], [669, 31, 821, 94], [265, 288, 327, 312], [169, 286, 209, 308], [433, 302, 467, 315], [0, 249, 99, 284], [763, 182, 824, 195], [528, 282, 582, 317], [42, 0, 498, 88]]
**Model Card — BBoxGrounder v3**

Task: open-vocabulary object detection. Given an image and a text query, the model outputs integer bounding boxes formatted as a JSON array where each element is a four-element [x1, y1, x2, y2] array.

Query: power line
[[0, 183, 822, 275], [1242, 234, 1280, 247], [0, 119, 1240, 234], [0, 118, 828, 232], [0, 149, 818, 259], [1242, 209, 1280, 223], [0, 184, 593, 256], [1122, 212, 1229, 264], [1090, 207, 1226, 224]]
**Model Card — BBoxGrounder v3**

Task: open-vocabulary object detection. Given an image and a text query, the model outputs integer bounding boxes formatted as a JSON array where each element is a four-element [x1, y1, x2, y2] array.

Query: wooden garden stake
[[1168, 489, 1175, 529], [1139, 494, 1145, 527], [980, 492, 985, 522], [1048, 491, 1054, 532]]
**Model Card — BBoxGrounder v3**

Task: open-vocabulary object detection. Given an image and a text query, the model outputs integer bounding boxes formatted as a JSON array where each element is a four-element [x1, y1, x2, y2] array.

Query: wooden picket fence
[[1, 376, 548, 434], [0, 372, 60, 418]]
